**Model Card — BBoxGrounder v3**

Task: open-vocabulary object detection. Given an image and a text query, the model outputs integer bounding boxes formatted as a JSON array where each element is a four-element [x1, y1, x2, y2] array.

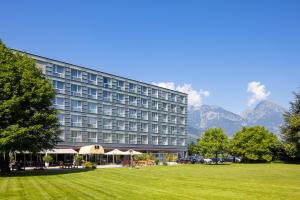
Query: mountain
[[187, 100, 286, 141]]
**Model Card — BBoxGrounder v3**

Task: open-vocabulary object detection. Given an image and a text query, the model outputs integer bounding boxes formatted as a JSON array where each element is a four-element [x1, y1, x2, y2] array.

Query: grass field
[[0, 164, 299, 200]]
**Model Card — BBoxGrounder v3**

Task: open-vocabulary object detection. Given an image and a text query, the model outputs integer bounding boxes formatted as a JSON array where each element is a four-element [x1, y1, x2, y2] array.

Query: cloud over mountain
[[247, 81, 270, 106]]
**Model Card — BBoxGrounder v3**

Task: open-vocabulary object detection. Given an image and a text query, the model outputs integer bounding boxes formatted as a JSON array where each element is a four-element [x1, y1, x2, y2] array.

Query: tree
[[230, 126, 279, 162], [281, 90, 300, 161], [198, 128, 228, 159], [0, 40, 61, 173], [188, 141, 200, 156]]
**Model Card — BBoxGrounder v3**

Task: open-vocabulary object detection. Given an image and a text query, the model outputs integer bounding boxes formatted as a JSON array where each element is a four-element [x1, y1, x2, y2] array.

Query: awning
[[43, 149, 78, 154], [79, 145, 104, 155], [125, 149, 142, 155], [105, 149, 128, 155]]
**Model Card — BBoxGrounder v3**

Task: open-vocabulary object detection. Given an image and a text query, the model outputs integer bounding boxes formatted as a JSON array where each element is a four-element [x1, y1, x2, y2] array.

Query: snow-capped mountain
[[187, 100, 286, 140]]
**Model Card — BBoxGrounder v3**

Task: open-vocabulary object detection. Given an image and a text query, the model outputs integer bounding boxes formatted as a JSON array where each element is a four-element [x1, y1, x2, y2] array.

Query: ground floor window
[[70, 130, 82, 142]]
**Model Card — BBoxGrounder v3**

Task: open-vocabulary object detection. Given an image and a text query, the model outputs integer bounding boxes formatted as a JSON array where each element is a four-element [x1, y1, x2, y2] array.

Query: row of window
[[69, 130, 186, 146], [58, 114, 185, 134], [52, 69, 186, 103]]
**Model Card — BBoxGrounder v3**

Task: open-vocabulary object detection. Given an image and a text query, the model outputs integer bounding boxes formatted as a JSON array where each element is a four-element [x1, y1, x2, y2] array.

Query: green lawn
[[0, 164, 299, 200]]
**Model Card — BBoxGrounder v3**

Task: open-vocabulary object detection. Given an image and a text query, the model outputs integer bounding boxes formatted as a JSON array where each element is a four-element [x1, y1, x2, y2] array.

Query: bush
[[165, 153, 177, 162], [84, 161, 94, 169], [74, 154, 83, 166], [155, 159, 160, 165], [42, 155, 53, 163]]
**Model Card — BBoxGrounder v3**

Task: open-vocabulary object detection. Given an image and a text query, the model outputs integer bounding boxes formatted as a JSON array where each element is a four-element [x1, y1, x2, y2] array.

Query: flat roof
[[11, 48, 188, 96]]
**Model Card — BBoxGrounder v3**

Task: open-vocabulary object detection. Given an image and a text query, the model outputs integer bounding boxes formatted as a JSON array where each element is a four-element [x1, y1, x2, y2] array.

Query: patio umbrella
[[125, 149, 142, 167], [104, 149, 127, 164]]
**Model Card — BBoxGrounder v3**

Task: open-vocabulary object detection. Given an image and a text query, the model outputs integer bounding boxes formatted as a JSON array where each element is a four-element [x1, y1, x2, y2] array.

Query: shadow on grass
[[0, 168, 95, 177]]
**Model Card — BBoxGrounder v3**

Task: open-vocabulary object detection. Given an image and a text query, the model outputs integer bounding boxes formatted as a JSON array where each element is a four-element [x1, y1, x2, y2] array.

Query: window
[[117, 134, 125, 144], [116, 93, 125, 104], [88, 102, 97, 113], [162, 125, 168, 134], [129, 83, 137, 93], [162, 114, 168, 122], [89, 73, 97, 84], [171, 115, 177, 123], [162, 103, 168, 111], [71, 115, 82, 127], [129, 109, 137, 119], [171, 137, 177, 145], [71, 69, 82, 79], [141, 98, 148, 108], [141, 111, 148, 120], [71, 84, 81, 96], [88, 88, 97, 99], [54, 97, 64, 109], [171, 126, 177, 134], [88, 132, 97, 143], [70, 131, 82, 142], [141, 123, 148, 132], [52, 80, 64, 93], [129, 122, 137, 131], [171, 104, 176, 112], [116, 107, 125, 117], [103, 77, 111, 88], [129, 135, 137, 144], [152, 136, 158, 145], [152, 100, 158, 110], [152, 112, 158, 121], [179, 106, 185, 114], [152, 89, 158, 98], [141, 86, 148, 95], [103, 133, 112, 143], [117, 80, 125, 91], [179, 138, 185, 146], [152, 124, 158, 133], [141, 135, 148, 144], [117, 120, 125, 130], [162, 137, 168, 145], [161, 91, 168, 100], [103, 119, 112, 129], [87, 117, 97, 128], [71, 99, 82, 111], [103, 90, 112, 102], [179, 127, 186, 135], [171, 93, 176, 101], [129, 96, 137, 106], [179, 117, 185, 125], [58, 114, 64, 125], [54, 65, 64, 75], [103, 105, 112, 115]]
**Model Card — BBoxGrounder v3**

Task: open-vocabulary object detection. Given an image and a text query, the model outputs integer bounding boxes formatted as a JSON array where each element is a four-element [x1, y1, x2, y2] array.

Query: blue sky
[[1, 0, 300, 113]]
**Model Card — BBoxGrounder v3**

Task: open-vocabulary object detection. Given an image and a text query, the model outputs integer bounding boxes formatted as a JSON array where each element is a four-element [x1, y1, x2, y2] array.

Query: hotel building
[[19, 51, 188, 157]]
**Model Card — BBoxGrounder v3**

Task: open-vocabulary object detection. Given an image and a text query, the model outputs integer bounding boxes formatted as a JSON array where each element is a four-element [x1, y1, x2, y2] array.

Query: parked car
[[211, 158, 224, 164], [177, 158, 190, 164], [189, 156, 204, 164], [224, 156, 241, 163]]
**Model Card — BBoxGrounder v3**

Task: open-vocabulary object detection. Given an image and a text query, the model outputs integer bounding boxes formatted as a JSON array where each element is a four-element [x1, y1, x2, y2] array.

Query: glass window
[[152, 124, 158, 133], [162, 137, 168, 145], [152, 100, 158, 110], [171, 137, 177, 145], [88, 87, 97, 99], [129, 122, 137, 131], [71, 84, 81, 96], [152, 136, 158, 145], [162, 125, 168, 134], [162, 114, 168, 122], [71, 115, 82, 127], [54, 97, 64, 109], [103, 119, 112, 129], [141, 98, 148, 108], [117, 80, 125, 91], [103, 90, 112, 102], [171, 115, 177, 123], [70, 131, 82, 142], [129, 135, 137, 144], [171, 126, 177, 134], [88, 132, 97, 142], [87, 117, 97, 128], [103, 105, 112, 115], [88, 102, 97, 113], [117, 120, 125, 130], [103, 133, 112, 143], [71, 99, 82, 111], [129, 83, 137, 93], [117, 134, 125, 144], [141, 135, 148, 144], [141, 86, 148, 95], [129, 109, 137, 118], [103, 77, 111, 88], [152, 112, 158, 121], [52, 80, 64, 92], [54, 65, 64, 74], [89, 73, 97, 82], [116, 93, 125, 104], [141, 111, 148, 120], [58, 114, 64, 125], [129, 96, 137, 106], [117, 107, 125, 117], [71, 69, 81, 79], [152, 89, 158, 98], [141, 123, 148, 132]]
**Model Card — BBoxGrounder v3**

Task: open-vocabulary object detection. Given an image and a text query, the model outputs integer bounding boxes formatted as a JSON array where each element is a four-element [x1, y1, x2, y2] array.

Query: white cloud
[[153, 82, 209, 110], [247, 81, 270, 106]]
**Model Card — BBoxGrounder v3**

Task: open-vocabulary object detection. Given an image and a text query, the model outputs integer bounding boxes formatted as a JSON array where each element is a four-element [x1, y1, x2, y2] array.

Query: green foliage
[[155, 159, 160, 165], [74, 154, 83, 165], [198, 128, 228, 158], [281, 90, 300, 160], [230, 126, 279, 162], [188, 141, 200, 156], [134, 153, 154, 161], [165, 153, 177, 162], [42, 155, 54, 163], [84, 161, 93, 169], [0, 40, 61, 172]]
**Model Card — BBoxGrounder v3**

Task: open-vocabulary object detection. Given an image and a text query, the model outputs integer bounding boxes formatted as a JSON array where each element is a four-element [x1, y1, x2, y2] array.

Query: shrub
[[155, 159, 160, 165], [165, 153, 177, 162], [42, 155, 53, 163], [74, 154, 84, 166], [84, 161, 93, 169]]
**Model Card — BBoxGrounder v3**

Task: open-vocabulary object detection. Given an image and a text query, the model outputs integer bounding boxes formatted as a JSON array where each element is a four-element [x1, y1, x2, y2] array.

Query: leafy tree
[[281, 90, 300, 161], [188, 141, 200, 156], [230, 126, 279, 162], [0, 40, 61, 173], [198, 128, 228, 159]]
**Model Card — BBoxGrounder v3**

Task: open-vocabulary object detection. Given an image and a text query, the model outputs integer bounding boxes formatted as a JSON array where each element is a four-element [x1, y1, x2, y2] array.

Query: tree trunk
[[0, 151, 11, 173]]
